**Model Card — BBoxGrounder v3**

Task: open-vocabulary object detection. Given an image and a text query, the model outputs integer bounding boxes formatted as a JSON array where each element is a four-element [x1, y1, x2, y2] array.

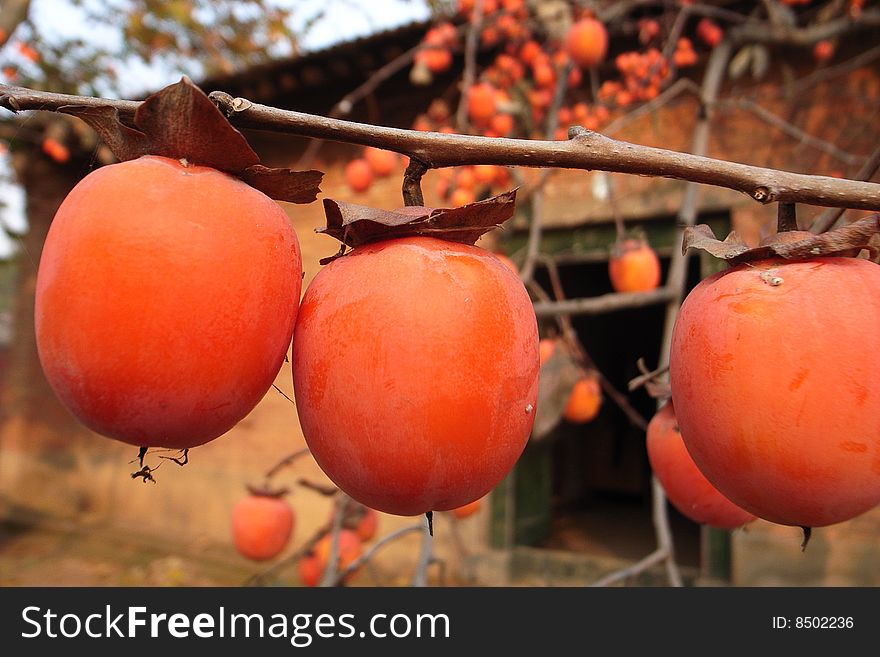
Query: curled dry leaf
[[682, 215, 880, 263], [57, 77, 321, 204], [319, 190, 517, 253], [532, 344, 581, 442]]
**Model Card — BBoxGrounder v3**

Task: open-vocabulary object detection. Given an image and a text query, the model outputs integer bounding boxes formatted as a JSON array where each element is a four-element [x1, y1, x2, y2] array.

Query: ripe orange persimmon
[[451, 498, 481, 519], [231, 494, 295, 561], [647, 402, 756, 529], [467, 82, 499, 127], [563, 375, 602, 423], [35, 155, 301, 449], [344, 158, 373, 193], [298, 529, 363, 586], [564, 18, 608, 69], [363, 147, 398, 177], [609, 238, 662, 293], [292, 236, 539, 516], [670, 257, 880, 528], [538, 338, 557, 366], [354, 507, 379, 542]]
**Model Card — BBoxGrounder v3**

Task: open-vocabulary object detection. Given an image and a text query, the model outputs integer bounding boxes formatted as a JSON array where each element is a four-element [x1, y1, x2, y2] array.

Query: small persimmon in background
[[344, 158, 373, 193], [231, 494, 295, 561], [609, 238, 662, 293], [563, 374, 602, 424], [299, 529, 363, 587]]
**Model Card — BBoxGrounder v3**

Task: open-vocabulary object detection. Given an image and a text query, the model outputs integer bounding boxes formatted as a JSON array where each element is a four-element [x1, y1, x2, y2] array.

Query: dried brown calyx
[[57, 77, 322, 204], [682, 214, 880, 263], [318, 190, 517, 263]]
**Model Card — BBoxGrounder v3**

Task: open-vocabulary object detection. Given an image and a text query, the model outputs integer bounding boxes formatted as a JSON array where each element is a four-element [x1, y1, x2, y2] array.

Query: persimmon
[[563, 375, 602, 423], [41, 137, 70, 164], [564, 18, 608, 69], [291, 236, 539, 516], [231, 493, 295, 561], [647, 401, 756, 529], [344, 158, 373, 193], [813, 40, 834, 63], [450, 187, 476, 206], [609, 238, 662, 293], [35, 155, 301, 449], [363, 146, 398, 177], [669, 257, 880, 528], [467, 82, 499, 127], [538, 338, 557, 366], [298, 529, 363, 586], [451, 498, 481, 519], [354, 507, 379, 542]]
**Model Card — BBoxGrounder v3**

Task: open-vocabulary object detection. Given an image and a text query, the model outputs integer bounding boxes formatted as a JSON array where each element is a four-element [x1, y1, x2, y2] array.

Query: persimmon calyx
[[683, 214, 880, 263]]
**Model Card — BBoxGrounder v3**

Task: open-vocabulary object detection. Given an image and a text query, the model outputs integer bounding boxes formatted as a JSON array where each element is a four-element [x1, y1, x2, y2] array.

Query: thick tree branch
[[3, 83, 880, 211]]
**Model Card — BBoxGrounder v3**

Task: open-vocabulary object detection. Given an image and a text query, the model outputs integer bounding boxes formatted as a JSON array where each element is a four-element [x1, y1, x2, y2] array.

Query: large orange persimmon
[[292, 236, 539, 516], [647, 401, 755, 529], [35, 155, 301, 449], [670, 257, 880, 528]]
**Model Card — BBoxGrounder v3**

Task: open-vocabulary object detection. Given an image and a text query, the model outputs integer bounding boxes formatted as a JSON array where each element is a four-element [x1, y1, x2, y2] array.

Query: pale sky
[[0, 0, 433, 257]]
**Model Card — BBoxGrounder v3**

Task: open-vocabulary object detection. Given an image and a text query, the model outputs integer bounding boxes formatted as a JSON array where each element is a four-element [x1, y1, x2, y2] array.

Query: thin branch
[[263, 447, 310, 483], [454, 0, 483, 133], [811, 145, 880, 233], [590, 545, 668, 587], [319, 494, 350, 587], [3, 84, 880, 210], [411, 514, 434, 587], [719, 99, 861, 166], [532, 287, 676, 317], [335, 523, 423, 583]]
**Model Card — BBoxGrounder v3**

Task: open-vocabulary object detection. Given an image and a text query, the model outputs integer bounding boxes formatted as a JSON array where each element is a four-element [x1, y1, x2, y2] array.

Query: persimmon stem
[[402, 158, 428, 207], [778, 202, 798, 233], [800, 526, 812, 552]]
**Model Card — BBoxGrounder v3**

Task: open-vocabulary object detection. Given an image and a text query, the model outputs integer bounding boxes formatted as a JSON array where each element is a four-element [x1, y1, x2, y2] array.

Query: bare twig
[[454, 0, 483, 133], [263, 447, 311, 483], [591, 545, 667, 587], [335, 523, 424, 583], [411, 513, 434, 587], [719, 99, 861, 166], [811, 145, 880, 233], [319, 494, 350, 587], [402, 157, 429, 206]]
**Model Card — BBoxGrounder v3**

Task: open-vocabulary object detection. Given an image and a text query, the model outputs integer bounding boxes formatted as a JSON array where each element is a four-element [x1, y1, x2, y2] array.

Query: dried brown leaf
[[56, 105, 149, 162], [58, 78, 323, 204], [683, 216, 880, 263], [532, 346, 581, 442], [133, 76, 260, 172], [240, 166, 323, 204], [320, 190, 517, 249]]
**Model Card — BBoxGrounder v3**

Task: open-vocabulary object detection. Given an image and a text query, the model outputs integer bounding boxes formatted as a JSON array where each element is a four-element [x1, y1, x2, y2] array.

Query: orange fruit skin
[[292, 236, 539, 516], [609, 240, 661, 292], [35, 155, 301, 449], [647, 401, 755, 529], [231, 495, 295, 561], [565, 19, 608, 69], [670, 258, 880, 527], [563, 376, 602, 423]]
